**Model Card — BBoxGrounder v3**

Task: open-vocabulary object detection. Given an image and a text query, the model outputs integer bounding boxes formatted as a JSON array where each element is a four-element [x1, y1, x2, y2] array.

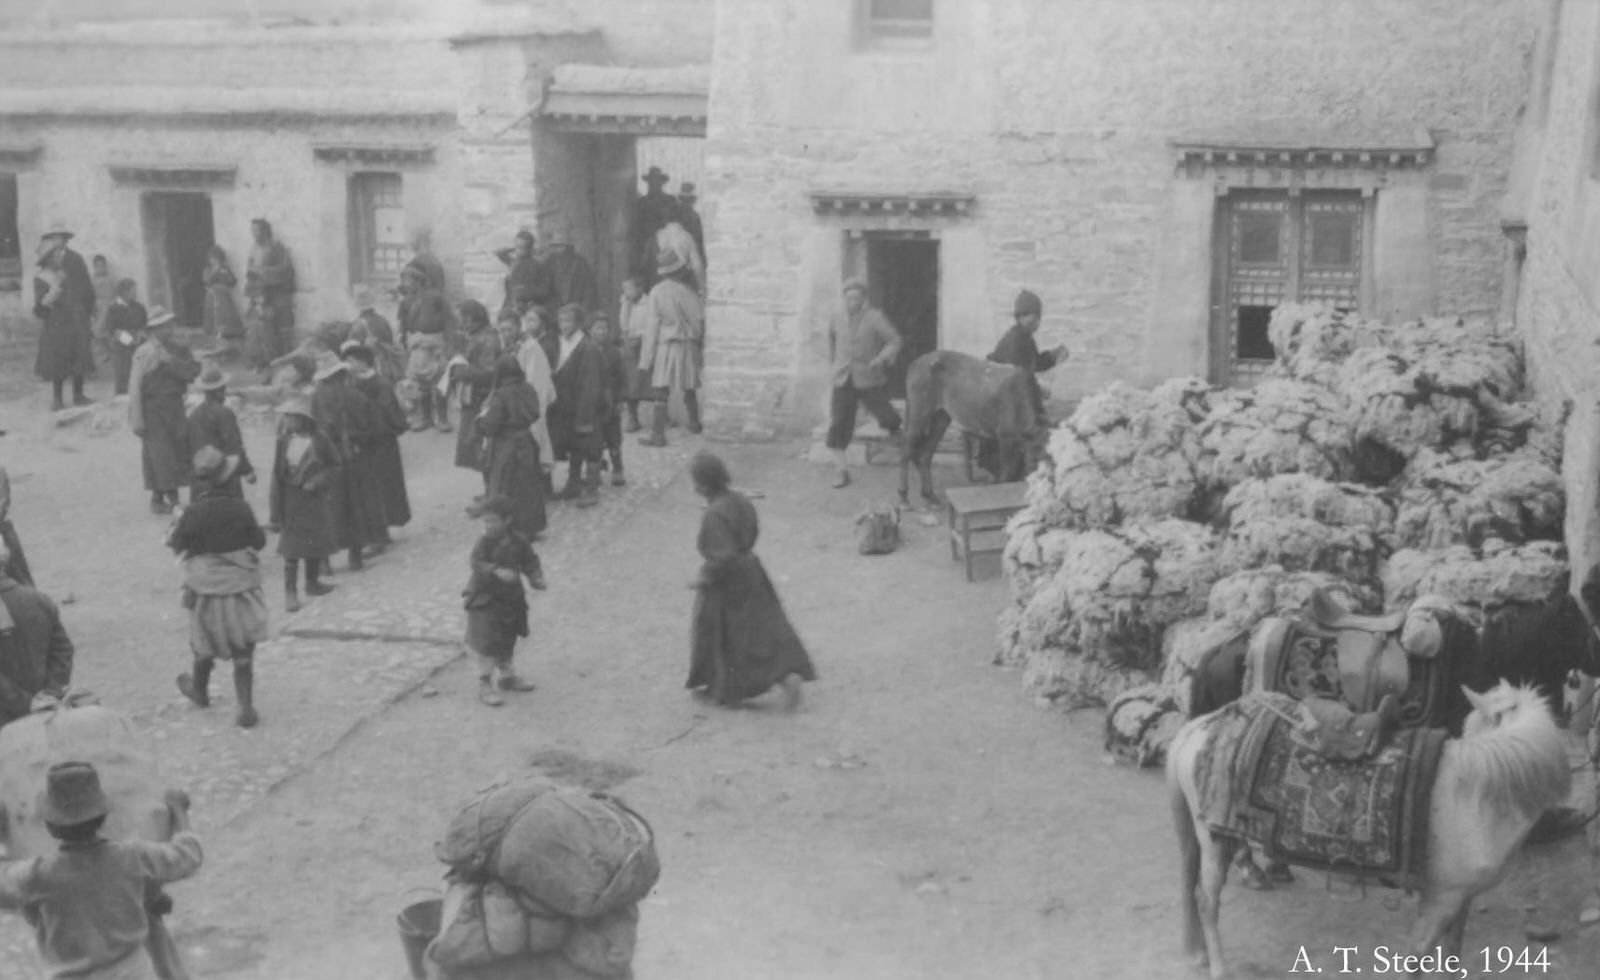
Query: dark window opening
[[140, 191, 215, 327], [1235, 305, 1275, 361], [1308, 212, 1357, 267], [859, 0, 934, 49], [1237, 213, 1282, 265], [857, 235, 939, 400]]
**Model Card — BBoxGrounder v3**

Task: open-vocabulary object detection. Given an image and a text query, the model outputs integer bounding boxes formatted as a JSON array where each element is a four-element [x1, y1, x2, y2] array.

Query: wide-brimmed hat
[[656, 247, 686, 277], [192, 445, 239, 483], [39, 224, 73, 242], [312, 351, 347, 382], [678, 181, 697, 200], [642, 166, 670, 188], [279, 396, 314, 420], [146, 305, 177, 328], [841, 277, 868, 296], [195, 362, 228, 391], [38, 762, 110, 826]]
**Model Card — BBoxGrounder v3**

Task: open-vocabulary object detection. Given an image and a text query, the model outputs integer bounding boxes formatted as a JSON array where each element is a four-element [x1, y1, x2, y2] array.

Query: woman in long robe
[[686, 453, 815, 709], [477, 357, 547, 539], [203, 246, 244, 343], [345, 344, 412, 536]]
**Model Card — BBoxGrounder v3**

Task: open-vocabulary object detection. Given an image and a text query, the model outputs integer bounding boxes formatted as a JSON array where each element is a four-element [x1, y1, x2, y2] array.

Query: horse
[[1168, 681, 1571, 979], [897, 350, 1046, 507]]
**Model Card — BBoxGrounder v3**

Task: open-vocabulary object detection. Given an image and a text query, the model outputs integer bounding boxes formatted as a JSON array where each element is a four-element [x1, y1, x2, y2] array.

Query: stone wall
[[704, 0, 1540, 433]]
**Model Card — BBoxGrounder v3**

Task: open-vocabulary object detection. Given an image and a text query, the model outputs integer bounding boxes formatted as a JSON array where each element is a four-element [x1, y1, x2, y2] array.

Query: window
[[347, 171, 406, 288], [857, 0, 934, 50], [0, 174, 18, 292]]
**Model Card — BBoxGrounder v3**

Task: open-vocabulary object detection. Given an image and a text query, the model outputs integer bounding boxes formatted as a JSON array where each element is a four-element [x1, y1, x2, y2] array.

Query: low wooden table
[[944, 482, 1028, 582]]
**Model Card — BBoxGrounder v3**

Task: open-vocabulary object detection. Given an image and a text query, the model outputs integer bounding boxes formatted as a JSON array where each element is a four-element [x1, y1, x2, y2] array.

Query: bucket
[[397, 892, 443, 980]]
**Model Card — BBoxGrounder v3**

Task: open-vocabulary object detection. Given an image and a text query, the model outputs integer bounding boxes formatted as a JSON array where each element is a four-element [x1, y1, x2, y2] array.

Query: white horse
[[1167, 682, 1571, 979]]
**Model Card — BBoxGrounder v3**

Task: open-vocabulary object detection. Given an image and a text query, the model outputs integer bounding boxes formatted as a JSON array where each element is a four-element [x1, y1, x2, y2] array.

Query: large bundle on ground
[[0, 697, 173, 860], [1016, 518, 1226, 705], [1025, 381, 1205, 529], [1393, 449, 1564, 550], [1196, 381, 1355, 494], [1267, 303, 1392, 389], [999, 512, 1075, 610], [1381, 540, 1568, 625], [1216, 475, 1393, 589]]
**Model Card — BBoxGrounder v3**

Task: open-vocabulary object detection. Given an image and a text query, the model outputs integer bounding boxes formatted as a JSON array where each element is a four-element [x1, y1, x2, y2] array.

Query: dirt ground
[[0, 356, 1596, 980]]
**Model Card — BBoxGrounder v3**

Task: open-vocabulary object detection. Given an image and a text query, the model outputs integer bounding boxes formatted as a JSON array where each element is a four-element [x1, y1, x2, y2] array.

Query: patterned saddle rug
[[1196, 693, 1448, 888]]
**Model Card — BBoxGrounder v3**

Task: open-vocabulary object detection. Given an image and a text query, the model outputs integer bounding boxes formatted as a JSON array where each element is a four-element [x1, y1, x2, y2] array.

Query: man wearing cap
[[0, 540, 73, 728], [676, 182, 706, 269], [0, 762, 202, 980], [981, 289, 1068, 480], [349, 284, 405, 386], [494, 231, 554, 324], [33, 226, 96, 412], [825, 278, 903, 489], [398, 264, 457, 433], [186, 362, 255, 500], [541, 218, 600, 315], [632, 166, 677, 283], [245, 219, 296, 361], [128, 307, 201, 515]]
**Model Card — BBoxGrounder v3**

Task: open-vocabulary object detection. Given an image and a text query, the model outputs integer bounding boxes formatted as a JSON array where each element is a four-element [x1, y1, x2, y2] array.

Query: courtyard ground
[[0, 359, 1594, 980]]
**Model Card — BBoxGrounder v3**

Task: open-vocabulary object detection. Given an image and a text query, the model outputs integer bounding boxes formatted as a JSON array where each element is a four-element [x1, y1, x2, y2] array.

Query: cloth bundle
[[429, 777, 659, 978]]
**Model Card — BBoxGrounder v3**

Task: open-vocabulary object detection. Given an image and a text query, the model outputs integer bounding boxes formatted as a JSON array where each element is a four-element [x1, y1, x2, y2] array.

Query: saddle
[[1287, 693, 1403, 762], [1308, 588, 1408, 634]]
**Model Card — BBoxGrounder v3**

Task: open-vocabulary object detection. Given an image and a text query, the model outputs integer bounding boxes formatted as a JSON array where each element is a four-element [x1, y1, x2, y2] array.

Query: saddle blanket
[[1196, 693, 1448, 888]]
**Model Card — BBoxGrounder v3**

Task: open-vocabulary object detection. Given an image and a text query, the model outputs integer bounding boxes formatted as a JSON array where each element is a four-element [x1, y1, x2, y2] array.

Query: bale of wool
[[1027, 382, 1205, 529], [1015, 518, 1227, 706], [1150, 376, 1223, 426], [1267, 303, 1392, 389], [1479, 396, 1569, 469], [1196, 380, 1356, 494], [1000, 512, 1076, 607], [1203, 567, 1380, 632], [1216, 475, 1393, 588], [1104, 684, 1187, 768], [1381, 540, 1568, 625], [1393, 449, 1564, 550]]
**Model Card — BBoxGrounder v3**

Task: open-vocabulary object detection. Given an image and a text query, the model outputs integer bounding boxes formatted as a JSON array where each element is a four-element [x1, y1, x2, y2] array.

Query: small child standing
[[266, 398, 338, 612], [617, 276, 651, 432], [103, 279, 146, 396], [589, 312, 628, 487], [464, 496, 545, 707]]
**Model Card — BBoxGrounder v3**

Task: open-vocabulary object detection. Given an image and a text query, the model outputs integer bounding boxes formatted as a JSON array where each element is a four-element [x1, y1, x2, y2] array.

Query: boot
[[577, 459, 601, 509], [304, 559, 334, 597], [410, 389, 433, 432], [624, 402, 641, 433], [71, 376, 90, 407], [610, 451, 626, 487], [50, 381, 65, 413], [638, 402, 667, 447], [496, 666, 536, 692], [348, 546, 364, 572], [176, 658, 212, 708], [233, 659, 258, 729], [478, 675, 504, 707], [684, 390, 703, 434], [283, 561, 301, 613], [555, 459, 582, 500]]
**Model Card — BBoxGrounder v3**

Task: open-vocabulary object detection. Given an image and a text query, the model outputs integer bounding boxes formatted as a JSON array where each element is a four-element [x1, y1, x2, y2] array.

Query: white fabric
[[284, 434, 312, 468], [655, 222, 706, 295], [517, 340, 557, 465], [438, 354, 468, 398], [556, 333, 579, 371]]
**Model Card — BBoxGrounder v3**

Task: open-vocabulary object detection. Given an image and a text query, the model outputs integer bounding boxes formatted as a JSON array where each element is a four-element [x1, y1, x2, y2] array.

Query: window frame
[[854, 0, 935, 53], [346, 170, 407, 290]]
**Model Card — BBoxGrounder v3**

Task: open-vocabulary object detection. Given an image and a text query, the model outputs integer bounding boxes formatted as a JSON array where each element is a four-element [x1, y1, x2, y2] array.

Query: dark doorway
[[141, 191, 215, 327], [0, 174, 18, 291], [865, 236, 939, 399]]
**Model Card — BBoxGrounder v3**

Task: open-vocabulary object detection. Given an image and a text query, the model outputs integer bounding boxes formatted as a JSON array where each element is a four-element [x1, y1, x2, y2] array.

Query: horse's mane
[[1445, 684, 1571, 818]]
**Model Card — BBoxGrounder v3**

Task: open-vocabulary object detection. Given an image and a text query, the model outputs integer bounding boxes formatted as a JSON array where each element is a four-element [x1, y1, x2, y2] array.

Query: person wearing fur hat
[[169, 445, 268, 727], [129, 306, 201, 515], [824, 278, 903, 488], [33, 226, 96, 412], [0, 762, 202, 980], [267, 397, 338, 614], [980, 289, 1069, 480], [185, 362, 255, 501], [637, 248, 705, 447]]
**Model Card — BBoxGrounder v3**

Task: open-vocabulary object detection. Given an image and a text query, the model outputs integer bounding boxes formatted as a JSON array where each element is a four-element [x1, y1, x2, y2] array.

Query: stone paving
[[0, 412, 696, 979]]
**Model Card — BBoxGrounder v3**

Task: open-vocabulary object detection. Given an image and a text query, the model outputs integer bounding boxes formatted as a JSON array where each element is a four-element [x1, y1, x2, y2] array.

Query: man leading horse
[[977, 289, 1068, 482]]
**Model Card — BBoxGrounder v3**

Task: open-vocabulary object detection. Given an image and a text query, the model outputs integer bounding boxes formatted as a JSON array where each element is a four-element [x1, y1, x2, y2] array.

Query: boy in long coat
[[129, 306, 201, 514], [450, 301, 503, 478], [186, 362, 255, 500], [549, 304, 606, 508], [310, 356, 381, 570], [476, 357, 547, 538], [33, 231, 96, 411], [266, 398, 338, 612], [463, 496, 543, 707], [343, 343, 412, 539]]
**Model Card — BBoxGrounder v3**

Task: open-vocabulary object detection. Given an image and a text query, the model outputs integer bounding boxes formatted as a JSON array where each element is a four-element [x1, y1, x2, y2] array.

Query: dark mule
[[897, 350, 1044, 507]]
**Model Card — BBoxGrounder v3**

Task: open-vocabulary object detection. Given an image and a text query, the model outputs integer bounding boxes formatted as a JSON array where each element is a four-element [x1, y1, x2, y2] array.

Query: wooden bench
[[944, 482, 1028, 582]]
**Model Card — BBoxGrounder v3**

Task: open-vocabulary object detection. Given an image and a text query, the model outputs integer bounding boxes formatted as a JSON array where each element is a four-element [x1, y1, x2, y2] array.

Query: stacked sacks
[[429, 776, 659, 979]]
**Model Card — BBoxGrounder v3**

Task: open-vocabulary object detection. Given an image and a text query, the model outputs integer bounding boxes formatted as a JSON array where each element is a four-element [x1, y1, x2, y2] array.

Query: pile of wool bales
[[1000, 303, 1571, 758]]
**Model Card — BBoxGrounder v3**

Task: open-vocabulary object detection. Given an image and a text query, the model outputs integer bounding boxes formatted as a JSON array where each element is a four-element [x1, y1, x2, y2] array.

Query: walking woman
[[170, 446, 269, 728], [686, 453, 815, 709], [477, 356, 547, 538]]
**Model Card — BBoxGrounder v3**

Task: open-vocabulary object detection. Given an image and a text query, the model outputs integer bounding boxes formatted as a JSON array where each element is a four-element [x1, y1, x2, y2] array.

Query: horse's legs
[[962, 430, 976, 485], [1407, 889, 1469, 963], [921, 410, 951, 506], [1171, 783, 1206, 963], [1444, 899, 1471, 957], [1197, 834, 1236, 979]]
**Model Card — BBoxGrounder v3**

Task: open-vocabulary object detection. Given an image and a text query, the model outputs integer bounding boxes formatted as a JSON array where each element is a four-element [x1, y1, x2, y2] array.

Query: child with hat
[[0, 762, 202, 978], [266, 397, 339, 613], [463, 495, 544, 707], [185, 362, 254, 501]]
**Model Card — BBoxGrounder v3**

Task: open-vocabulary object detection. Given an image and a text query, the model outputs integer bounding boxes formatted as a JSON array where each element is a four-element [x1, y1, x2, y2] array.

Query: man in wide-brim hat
[[32, 222, 96, 412], [632, 167, 678, 285], [128, 304, 201, 514], [310, 350, 381, 573], [186, 360, 254, 500], [636, 246, 706, 448], [0, 761, 204, 979]]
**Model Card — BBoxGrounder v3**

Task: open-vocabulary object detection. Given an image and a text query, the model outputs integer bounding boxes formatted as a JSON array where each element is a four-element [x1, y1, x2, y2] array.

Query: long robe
[[128, 341, 200, 493], [267, 430, 339, 560], [312, 378, 383, 551], [186, 399, 254, 499], [498, 252, 554, 322], [687, 491, 816, 705], [549, 335, 605, 460], [246, 239, 296, 359], [33, 250, 95, 382], [352, 310, 405, 386], [0, 468, 34, 587], [452, 327, 502, 471], [352, 374, 412, 528], [477, 381, 547, 538], [204, 264, 243, 339], [543, 247, 600, 314], [515, 336, 557, 468], [639, 277, 704, 392], [0, 576, 75, 727]]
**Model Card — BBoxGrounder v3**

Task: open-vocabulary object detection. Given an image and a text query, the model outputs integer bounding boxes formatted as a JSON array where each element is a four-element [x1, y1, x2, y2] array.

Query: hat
[[279, 396, 314, 420], [146, 305, 177, 328], [192, 445, 239, 483], [656, 247, 686, 277], [678, 181, 698, 199], [513, 229, 536, 245], [40, 224, 73, 242], [841, 277, 868, 296], [546, 218, 573, 247], [312, 351, 347, 382], [642, 166, 670, 188], [341, 342, 375, 366], [195, 362, 228, 391], [39, 762, 110, 826], [1014, 289, 1042, 318]]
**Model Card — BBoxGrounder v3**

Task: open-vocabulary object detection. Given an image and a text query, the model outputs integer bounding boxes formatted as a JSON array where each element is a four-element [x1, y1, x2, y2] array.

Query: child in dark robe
[[266, 398, 338, 613], [477, 357, 547, 539], [463, 496, 545, 707], [590, 313, 628, 488], [103, 279, 145, 397]]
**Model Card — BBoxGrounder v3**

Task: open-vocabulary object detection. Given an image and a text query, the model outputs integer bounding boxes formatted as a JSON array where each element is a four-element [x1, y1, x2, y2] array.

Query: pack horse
[[897, 350, 1045, 507]]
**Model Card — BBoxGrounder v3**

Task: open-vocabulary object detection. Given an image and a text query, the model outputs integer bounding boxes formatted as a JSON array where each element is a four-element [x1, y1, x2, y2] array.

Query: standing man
[[981, 289, 1068, 481], [245, 219, 296, 362], [0, 541, 74, 727], [656, 202, 707, 301], [408, 228, 447, 296], [631, 166, 676, 284], [676, 182, 706, 273], [637, 248, 705, 446], [542, 219, 600, 314], [494, 231, 554, 324], [32, 226, 96, 411], [825, 278, 903, 489], [549, 304, 606, 508], [129, 306, 201, 514], [398, 265, 456, 433]]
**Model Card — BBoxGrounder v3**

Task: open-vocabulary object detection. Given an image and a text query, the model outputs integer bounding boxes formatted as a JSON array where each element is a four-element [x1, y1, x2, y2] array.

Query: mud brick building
[[703, 0, 1540, 430]]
